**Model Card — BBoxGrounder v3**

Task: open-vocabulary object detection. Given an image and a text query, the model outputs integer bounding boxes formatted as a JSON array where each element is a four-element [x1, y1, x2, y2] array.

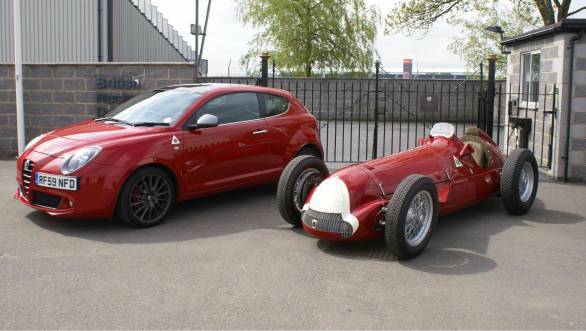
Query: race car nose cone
[[305, 176, 359, 235], [307, 176, 351, 214]]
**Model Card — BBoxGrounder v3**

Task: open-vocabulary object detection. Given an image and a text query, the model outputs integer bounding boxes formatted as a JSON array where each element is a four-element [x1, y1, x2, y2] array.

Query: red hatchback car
[[16, 84, 323, 227]]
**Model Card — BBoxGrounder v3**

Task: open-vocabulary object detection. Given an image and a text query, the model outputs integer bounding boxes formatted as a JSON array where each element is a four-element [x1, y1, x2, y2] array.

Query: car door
[[181, 92, 273, 196], [258, 93, 295, 169]]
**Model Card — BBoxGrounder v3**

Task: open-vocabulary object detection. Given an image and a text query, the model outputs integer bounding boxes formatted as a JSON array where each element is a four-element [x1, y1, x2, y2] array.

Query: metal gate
[[202, 75, 485, 162], [492, 83, 557, 169], [200, 72, 556, 166]]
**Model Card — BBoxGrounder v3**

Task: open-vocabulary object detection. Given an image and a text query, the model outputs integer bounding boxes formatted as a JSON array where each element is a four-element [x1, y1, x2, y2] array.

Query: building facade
[[0, 0, 207, 74], [503, 19, 586, 181]]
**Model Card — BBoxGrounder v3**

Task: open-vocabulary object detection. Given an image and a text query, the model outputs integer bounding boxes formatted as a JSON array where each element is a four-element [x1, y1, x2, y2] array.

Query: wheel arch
[[117, 162, 182, 207], [296, 143, 323, 159]]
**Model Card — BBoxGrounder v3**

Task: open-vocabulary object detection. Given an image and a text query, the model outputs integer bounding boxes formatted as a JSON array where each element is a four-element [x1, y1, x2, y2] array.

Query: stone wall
[[0, 63, 197, 157], [570, 36, 586, 179]]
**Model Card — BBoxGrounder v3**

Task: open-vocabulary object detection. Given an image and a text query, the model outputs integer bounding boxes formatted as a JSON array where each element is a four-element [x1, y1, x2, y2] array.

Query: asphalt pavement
[[1, 160, 585, 329]]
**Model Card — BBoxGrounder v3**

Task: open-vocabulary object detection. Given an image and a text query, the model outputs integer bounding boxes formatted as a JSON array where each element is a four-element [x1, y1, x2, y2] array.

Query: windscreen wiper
[[93, 117, 133, 126], [131, 122, 171, 127]]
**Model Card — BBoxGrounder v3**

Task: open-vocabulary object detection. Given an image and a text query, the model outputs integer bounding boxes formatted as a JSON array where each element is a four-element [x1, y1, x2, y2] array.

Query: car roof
[[160, 83, 292, 97]]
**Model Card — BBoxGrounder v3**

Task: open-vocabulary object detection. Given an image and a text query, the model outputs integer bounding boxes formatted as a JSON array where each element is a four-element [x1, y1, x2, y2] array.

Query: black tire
[[384, 175, 439, 260], [500, 149, 538, 215], [116, 166, 176, 228], [277, 155, 329, 227]]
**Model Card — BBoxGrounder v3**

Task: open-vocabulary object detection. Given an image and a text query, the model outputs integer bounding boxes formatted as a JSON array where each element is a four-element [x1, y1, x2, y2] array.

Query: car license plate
[[35, 173, 79, 191]]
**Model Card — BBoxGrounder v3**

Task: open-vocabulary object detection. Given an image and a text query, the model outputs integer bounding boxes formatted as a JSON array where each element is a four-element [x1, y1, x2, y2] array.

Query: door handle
[[252, 129, 268, 135]]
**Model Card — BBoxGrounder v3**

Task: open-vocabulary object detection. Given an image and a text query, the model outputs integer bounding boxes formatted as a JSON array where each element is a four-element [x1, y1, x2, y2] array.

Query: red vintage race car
[[277, 123, 539, 259]]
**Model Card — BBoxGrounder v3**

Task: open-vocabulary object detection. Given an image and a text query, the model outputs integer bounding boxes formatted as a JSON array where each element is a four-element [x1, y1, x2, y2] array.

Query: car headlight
[[23, 134, 46, 153], [61, 146, 102, 174]]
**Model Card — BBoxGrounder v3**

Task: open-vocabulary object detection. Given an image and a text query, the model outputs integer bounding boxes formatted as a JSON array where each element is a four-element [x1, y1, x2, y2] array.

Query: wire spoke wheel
[[518, 162, 534, 203], [500, 149, 539, 215], [130, 174, 172, 224], [385, 175, 439, 260], [404, 191, 433, 246], [292, 168, 324, 212]]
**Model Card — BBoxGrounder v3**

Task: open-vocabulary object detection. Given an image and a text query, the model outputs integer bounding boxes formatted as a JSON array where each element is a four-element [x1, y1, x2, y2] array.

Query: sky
[[150, 0, 586, 76]]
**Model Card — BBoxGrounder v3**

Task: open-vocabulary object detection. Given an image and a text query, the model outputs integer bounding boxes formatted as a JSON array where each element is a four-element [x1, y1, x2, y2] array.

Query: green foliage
[[386, 0, 572, 33], [236, 0, 380, 77], [384, 0, 572, 76], [448, 1, 540, 77], [385, 0, 474, 35]]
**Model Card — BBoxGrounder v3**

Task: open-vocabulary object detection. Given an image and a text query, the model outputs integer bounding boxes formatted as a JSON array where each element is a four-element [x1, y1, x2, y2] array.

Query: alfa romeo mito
[[16, 84, 323, 227]]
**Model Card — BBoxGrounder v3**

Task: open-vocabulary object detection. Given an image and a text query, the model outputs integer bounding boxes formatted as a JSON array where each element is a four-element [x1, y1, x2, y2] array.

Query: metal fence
[[496, 83, 557, 169], [202, 76, 485, 161], [200, 76, 556, 168]]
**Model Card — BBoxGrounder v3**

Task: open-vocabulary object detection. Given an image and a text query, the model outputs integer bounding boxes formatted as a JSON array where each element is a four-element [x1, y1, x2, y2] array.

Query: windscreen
[[105, 88, 201, 125]]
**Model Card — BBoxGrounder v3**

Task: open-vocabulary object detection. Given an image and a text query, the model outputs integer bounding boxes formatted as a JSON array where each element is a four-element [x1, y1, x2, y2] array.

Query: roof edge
[[502, 18, 586, 46], [127, 0, 194, 62]]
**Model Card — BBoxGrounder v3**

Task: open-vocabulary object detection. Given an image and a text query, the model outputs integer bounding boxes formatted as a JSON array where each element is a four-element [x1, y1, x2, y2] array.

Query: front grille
[[21, 159, 35, 196], [302, 208, 353, 238], [32, 191, 61, 209]]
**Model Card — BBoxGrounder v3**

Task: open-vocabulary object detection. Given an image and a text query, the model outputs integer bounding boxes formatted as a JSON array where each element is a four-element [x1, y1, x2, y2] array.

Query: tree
[[236, 0, 380, 77], [385, 0, 575, 75], [447, 1, 540, 77], [386, 0, 574, 33]]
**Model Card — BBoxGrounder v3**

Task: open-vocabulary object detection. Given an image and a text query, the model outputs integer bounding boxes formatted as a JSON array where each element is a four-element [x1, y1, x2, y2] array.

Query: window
[[106, 88, 201, 125], [194, 93, 260, 125], [260, 94, 289, 117], [521, 51, 540, 106]]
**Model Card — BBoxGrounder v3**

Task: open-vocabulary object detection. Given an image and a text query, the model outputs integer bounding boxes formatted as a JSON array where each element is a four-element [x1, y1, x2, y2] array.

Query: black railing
[[496, 83, 557, 169], [199, 76, 555, 168], [201, 76, 486, 162]]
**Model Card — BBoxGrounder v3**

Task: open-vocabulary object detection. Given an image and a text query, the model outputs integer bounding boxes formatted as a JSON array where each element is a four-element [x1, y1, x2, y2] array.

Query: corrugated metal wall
[[0, 0, 98, 63], [112, 0, 185, 62], [0, 0, 13, 62], [0, 0, 195, 64]]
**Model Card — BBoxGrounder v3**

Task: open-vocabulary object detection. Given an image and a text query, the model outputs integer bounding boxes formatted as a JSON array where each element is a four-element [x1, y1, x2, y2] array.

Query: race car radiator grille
[[302, 208, 353, 239], [21, 159, 35, 196]]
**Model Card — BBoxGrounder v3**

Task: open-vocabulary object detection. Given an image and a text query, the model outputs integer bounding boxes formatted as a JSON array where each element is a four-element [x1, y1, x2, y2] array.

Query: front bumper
[[15, 151, 129, 219]]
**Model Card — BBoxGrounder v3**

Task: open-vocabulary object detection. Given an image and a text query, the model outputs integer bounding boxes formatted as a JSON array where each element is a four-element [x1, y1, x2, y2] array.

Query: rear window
[[260, 93, 289, 117]]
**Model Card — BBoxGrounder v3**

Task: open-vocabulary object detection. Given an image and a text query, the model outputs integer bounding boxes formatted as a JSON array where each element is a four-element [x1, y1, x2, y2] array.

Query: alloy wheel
[[130, 174, 172, 224]]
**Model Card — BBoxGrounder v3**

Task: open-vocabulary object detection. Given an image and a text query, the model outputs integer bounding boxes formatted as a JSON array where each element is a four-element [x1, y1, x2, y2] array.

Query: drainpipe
[[13, 0, 25, 155], [97, 0, 102, 62], [194, 0, 199, 81], [107, 0, 113, 62], [564, 30, 584, 182]]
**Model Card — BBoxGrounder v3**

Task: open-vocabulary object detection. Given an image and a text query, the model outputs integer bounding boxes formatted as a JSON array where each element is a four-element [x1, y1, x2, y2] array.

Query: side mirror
[[188, 114, 218, 130], [459, 143, 474, 158]]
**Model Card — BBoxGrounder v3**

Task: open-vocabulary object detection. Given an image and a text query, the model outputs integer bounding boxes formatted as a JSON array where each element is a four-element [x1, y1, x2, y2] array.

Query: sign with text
[[95, 76, 142, 117], [96, 76, 141, 89]]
